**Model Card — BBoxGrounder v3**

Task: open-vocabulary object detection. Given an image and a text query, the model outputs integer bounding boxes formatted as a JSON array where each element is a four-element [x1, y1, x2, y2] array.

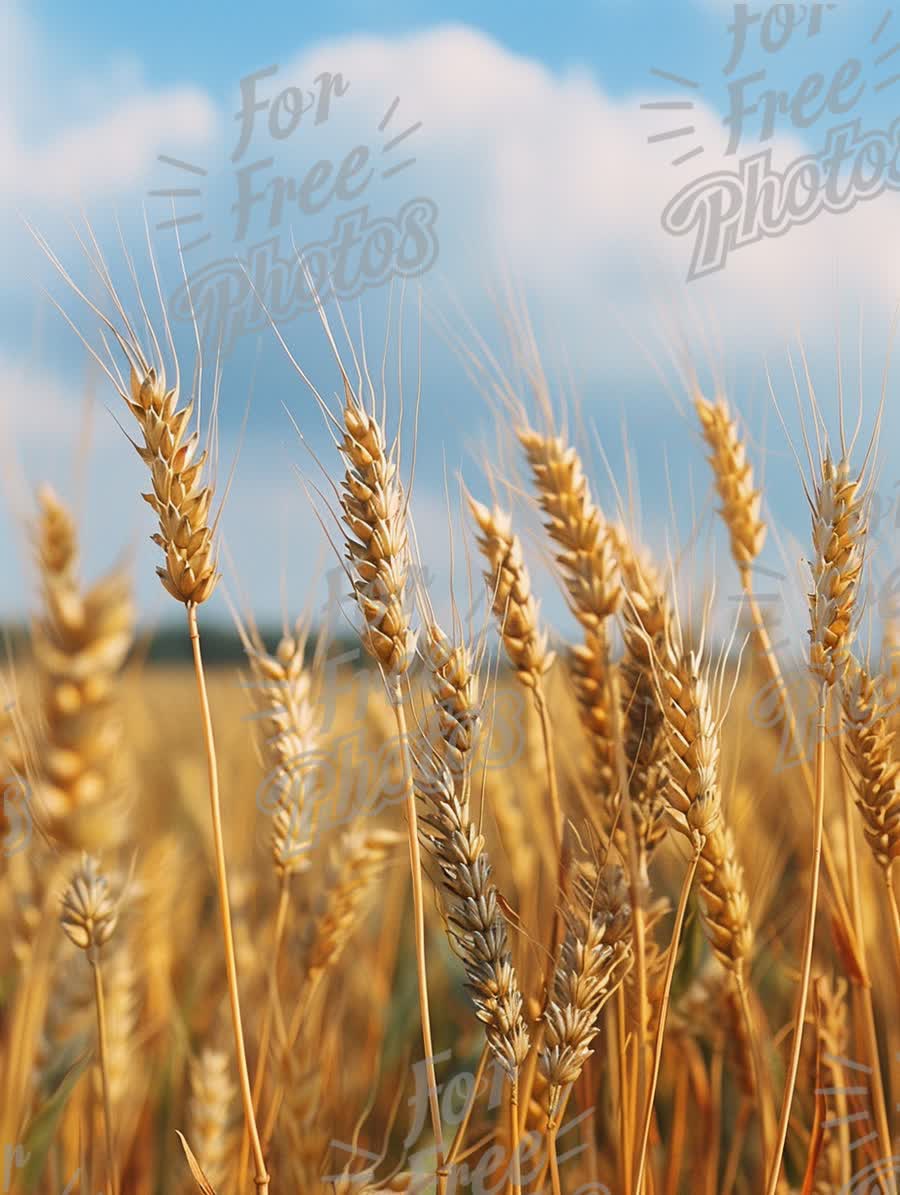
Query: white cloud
[[256, 25, 900, 368], [0, 1, 216, 210]]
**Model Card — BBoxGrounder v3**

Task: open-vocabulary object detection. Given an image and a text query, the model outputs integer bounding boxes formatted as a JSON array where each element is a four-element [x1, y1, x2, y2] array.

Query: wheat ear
[[416, 757, 530, 1078], [517, 428, 622, 839], [189, 1048, 237, 1194], [468, 498, 562, 861], [842, 659, 900, 981], [694, 392, 766, 579], [607, 525, 671, 862], [31, 486, 134, 851]]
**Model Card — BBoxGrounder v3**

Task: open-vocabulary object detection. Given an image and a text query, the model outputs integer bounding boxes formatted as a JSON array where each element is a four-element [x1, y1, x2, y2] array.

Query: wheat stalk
[[695, 391, 862, 978], [766, 444, 871, 1195], [541, 861, 632, 1195], [643, 609, 767, 1184], [60, 854, 119, 1195]]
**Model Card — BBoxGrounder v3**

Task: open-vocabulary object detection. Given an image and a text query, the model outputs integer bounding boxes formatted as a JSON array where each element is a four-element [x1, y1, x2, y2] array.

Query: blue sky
[[2, 0, 899, 646]]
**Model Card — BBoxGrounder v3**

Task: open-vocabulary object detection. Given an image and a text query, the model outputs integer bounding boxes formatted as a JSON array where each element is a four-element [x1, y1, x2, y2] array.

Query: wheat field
[[1, 240, 899, 1195]]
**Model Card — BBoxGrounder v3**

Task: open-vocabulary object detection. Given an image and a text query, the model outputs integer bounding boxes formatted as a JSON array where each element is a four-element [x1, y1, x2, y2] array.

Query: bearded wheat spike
[[60, 854, 118, 954], [808, 452, 866, 688], [303, 828, 403, 978], [338, 378, 415, 676], [421, 622, 481, 778], [517, 428, 621, 629], [31, 486, 134, 851], [694, 393, 766, 572], [245, 626, 322, 877], [416, 758, 530, 1077], [468, 498, 553, 688], [841, 660, 900, 872], [540, 862, 632, 1102], [652, 637, 754, 974], [517, 429, 621, 825], [125, 367, 219, 605], [189, 1048, 237, 1194], [607, 525, 671, 857]]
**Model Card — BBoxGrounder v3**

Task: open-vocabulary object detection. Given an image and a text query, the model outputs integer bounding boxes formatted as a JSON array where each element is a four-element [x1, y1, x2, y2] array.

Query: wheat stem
[[90, 956, 117, 1195], [187, 603, 268, 1194], [765, 681, 826, 1195], [509, 1076, 521, 1195], [533, 686, 562, 858], [634, 837, 702, 1195], [447, 1045, 490, 1167], [392, 691, 446, 1183], [743, 584, 858, 955], [608, 668, 649, 1160], [733, 972, 773, 1170], [239, 877, 291, 1192]]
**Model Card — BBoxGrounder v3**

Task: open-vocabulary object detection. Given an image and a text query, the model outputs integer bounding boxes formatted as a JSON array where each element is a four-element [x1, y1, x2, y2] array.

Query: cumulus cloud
[[246, 24, 900, 367], [0, 1, 216, 212]]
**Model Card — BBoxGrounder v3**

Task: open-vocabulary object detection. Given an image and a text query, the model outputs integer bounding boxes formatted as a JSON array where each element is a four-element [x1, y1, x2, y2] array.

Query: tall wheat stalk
[[273, 285, 447, 1185], [37, 235, 270, 1193], [765, 447, 869, 1195], [60, 855, 119, 1195]]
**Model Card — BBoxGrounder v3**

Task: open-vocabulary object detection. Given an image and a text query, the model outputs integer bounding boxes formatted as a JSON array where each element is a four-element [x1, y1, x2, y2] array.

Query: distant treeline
[[0, 622, 366, 668]]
